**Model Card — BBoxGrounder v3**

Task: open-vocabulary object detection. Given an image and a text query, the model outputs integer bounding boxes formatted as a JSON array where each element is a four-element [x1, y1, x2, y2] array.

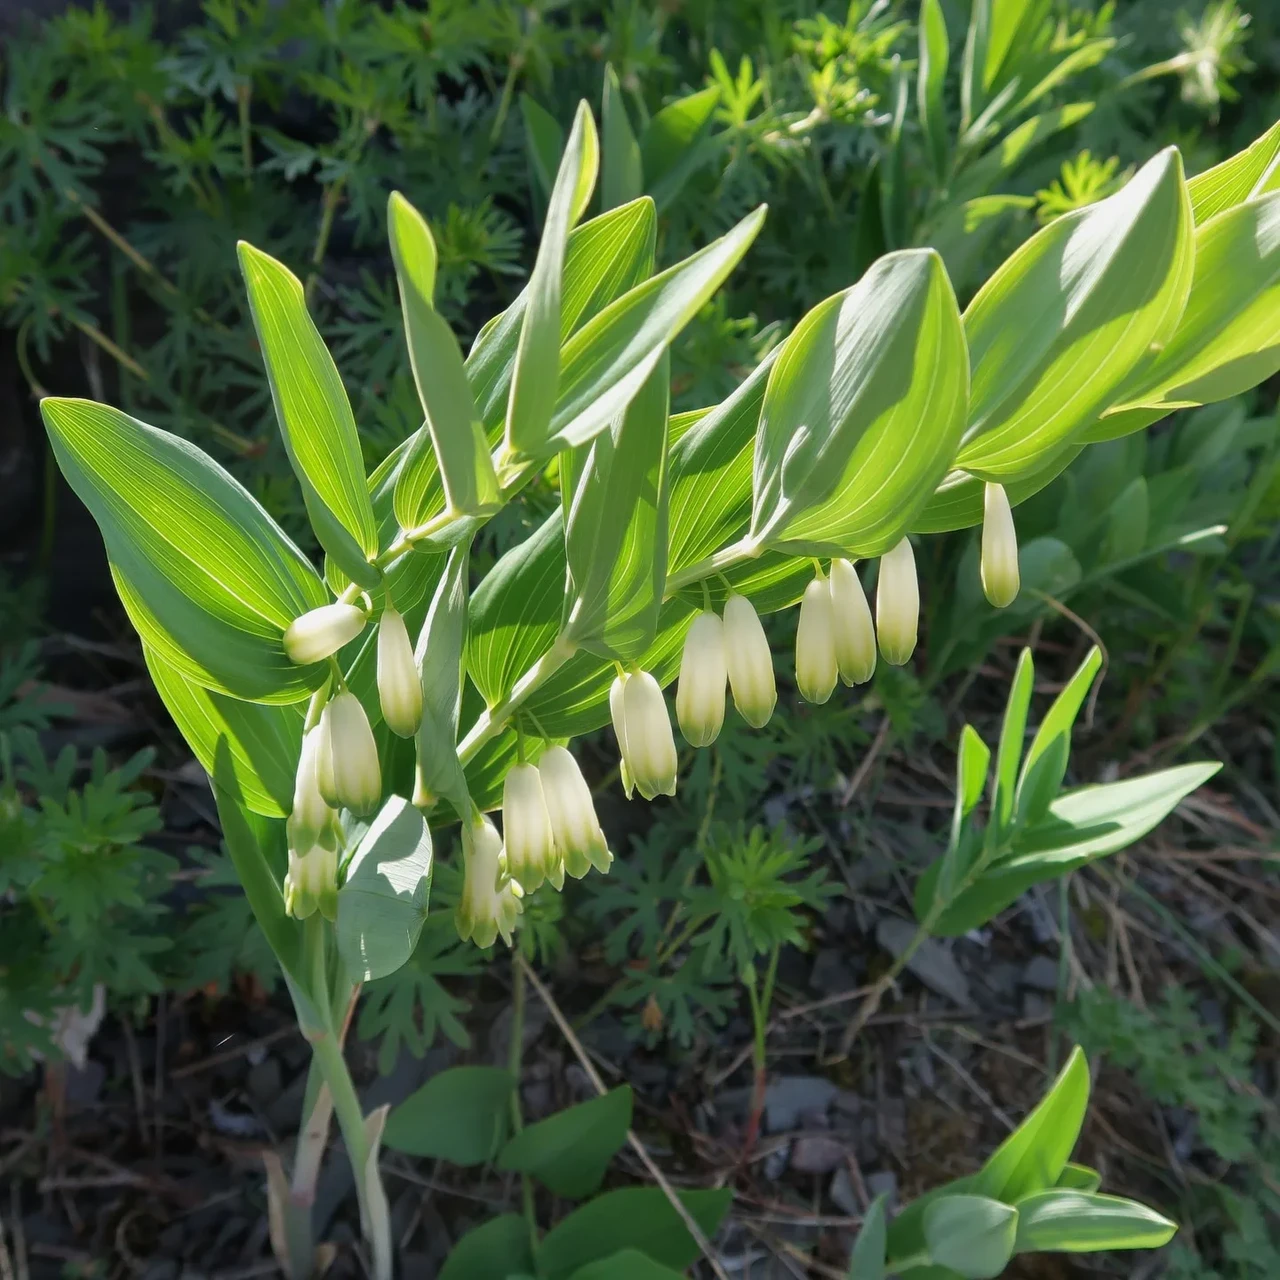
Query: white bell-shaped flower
[[876, 538, 919, 666], [501, 762, 560, 893], [795, 574, 838, 704], [291, 724, 333, 850], [676, 610, 727, 747], [830, 558, 877, 686], [613, 670, 678, 801], [284, 816, 340, 921], [283, 602, 366, 665], [538, 746, 611, 881], [377, 607, 423, 737], [455, 816, 522, 948], [328, 691, 382, 815], [722, 593, 776, 728], [609, 674, 635, 798], [315, 701, 339, 807], [980, 482, 1020, 608]]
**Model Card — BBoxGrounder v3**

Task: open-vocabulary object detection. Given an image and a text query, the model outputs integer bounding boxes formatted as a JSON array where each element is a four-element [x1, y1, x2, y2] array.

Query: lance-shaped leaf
[[601, 66, 642, 211], [389, 193, 500, 529], [521, 93, 565, 208], [641, 85, 721, 210], [506, 102, 600, 460], [918, 0, 949, 184], [42, 398, 329, 703], [237, 244, 380, 590], [545, 205, 765, 455], [1105, 192, 1280, 413], [750, 249, 968, 556], [337, 796, 432, 982], [563, 357, 670, 660], [144, 642, 303, 819], [415, 545, 471, 816], [1187, 117, 1280, 223], [1012, 1190, 1177, 1253], [957, 148, 1193, 480]]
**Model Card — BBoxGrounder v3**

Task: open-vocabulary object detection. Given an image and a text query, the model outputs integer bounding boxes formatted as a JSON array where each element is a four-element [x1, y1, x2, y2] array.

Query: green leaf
[[750, 249, 968, 556], [539, 1187, 732, 1278], [1014, 647, 1102, 828], [546, 205, 765, 454], [923, 1195, 1018, 1279], [521, 94, 565, 208], [507, 102, 600, 460], [563, 356, 669, 659], [937, 724, 992, 906], [1187, 118, 1280, 223], [918, 0, 949, 184], [42, 398, 328, 704], [236, 243, 379, 589], [973, 1047, 1089, 1203], [991, 648, 1034, 835], [602, 67, 642, 211], [143, 642, 302, 819], [880, 63, 909, 248], [415, 545, 471, 816], [1106, 193, 1280, 413], [848, 1193, 888, 1279], [957, 148, 1193, 479], [497, 1086, 632, 1197], [1012, 1190, 1176, 1253], [382, 1065, 513, 1164], [641, 86, 722, 210], [336, 796, 432, 983], [960, 0, 991, 131], [439, 1213, 535, 1280], [567, 1251, 685, 1280], [1103, 476, 1149, 561], [389, 192, 500, 528], [1055, 1163, 1101, 1193]]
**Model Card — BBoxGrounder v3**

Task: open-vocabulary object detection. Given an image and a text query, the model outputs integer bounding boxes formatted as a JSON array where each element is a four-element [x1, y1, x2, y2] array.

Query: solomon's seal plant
[[40, 101, 1280, 1276]]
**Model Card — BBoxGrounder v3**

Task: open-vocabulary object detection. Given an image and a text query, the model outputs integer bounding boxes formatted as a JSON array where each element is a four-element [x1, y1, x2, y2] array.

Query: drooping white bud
[[538, 745, 611, 880], [501, 762, 560, 893], [676, 611, 727, 748], [619, 670, 678, 801], [455, 815, 522, 948], [315, 701, 339, 807], [876, 538, 919, 666], [795, 574, 838, 704], [328, 691, 382, 815], [291, 724, 333, 850], [980, 482, 1020, 608], [377, 607, 423, 737], [829, 558, 877, 686], [284, 816, 340, 921], [722, 593, 776, 728], [283, 603, 366, 665], [609, 673, 635, 799]]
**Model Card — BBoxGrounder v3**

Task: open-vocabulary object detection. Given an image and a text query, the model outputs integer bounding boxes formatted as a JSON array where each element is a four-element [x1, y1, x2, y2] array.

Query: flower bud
[[315, 702, 339, 807], [328, 691, 382, 815], [455, 816, 522, 948], [980, 482, 1020, 608], [501, 762, 560, 892], [609, 674, 635, 799], [377, 607, 423, 737], [291, 724, 333, 850], [876, 538, 919, 666], [676, 611, 727, 747], [284, 817, 340, 921], [722, 594, 776, 728], [829, 558, 876, 686], [795, 574, 838, 704], [538, 745, 612, 880], [618, 670, 678, 800], [283, 603, 366, 665]]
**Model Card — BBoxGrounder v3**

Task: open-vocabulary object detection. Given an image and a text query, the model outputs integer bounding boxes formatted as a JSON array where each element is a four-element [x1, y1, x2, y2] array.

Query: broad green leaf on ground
[[440, 1213, 535, 1280], [336, 796, 432, 982], [1105, 192, 1280, 413], [751, 249, 968, 556], [546, 206, 765, 454], [144, 642, 302, 818], [563, 357, 669, 659], [566, 1251, 684, 1280], [389, 192, 500, 528], [1187, 118, 1280, 223], [957, 148, 1193, 480], [1012, 1190, 1176, 1253], [923, 1195, 1018, 1278], [497, 1087, 632, 1197], [538, 1187, 733, 1278], [237, 243, 379, 589], [601, 67, 642, 210], [382, 1066, 513, 1164], [506, 102, 600, 459], [642, 85, 722, 210], [848, 1193, 888, 1279], [42, 398, 328, 703]]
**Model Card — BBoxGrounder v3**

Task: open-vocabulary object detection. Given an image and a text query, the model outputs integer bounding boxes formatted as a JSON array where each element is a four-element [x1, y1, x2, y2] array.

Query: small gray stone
[[763, 1141, 791, 1181], [876, 918, 970, 1006], [764, 1076, 839, 1132], [1022, 954, 1059, 992], [865, 1170, 899, 1207], [830, 1165, 859, 1215], [790, 1134, 847, 1174], [1022, 992, 1050, 1020]]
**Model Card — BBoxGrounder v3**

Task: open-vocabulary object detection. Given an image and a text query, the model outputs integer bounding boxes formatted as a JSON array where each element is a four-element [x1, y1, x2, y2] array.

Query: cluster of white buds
[[980, 481, 1020, 608], [675, 593, 777, 747], [795, 559, 879, 702], [611, 669, 678, 798], [454, 814, 523, 949], [284, 723, 343, 920]]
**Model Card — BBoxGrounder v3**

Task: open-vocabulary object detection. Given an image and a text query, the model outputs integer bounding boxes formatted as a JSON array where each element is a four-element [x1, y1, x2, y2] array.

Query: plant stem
[[741, 946, 779, 1164], [306, 179, 347, 304], [837, 917, 932, 1059], [666, 537, 761, 594], [509, 953, 538, 1257]]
